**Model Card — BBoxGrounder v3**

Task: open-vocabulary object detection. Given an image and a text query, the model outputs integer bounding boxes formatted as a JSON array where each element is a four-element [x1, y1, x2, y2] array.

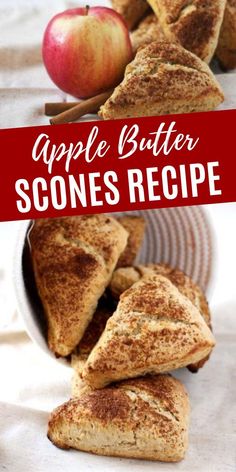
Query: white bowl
[[13, 207, 217, 364]]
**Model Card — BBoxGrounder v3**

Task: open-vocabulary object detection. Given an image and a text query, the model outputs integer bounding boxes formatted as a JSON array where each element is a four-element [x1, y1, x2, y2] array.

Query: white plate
[[12, 206, 216, 363]]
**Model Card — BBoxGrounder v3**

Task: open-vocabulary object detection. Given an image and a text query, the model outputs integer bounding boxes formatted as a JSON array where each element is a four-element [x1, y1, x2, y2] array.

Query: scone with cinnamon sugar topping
[[216, 0, 236, 70], [99, 41, 224, 120], [82, 274, 215, 389], [30, 215, 128, 357], [48, 374, 190, 462], [146, 0, 226, 63]]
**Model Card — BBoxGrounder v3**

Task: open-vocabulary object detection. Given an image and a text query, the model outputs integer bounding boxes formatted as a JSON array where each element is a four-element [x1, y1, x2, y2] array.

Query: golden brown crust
[[131, 13, 166, 53], [82, 274, 215, 388], [99, 40, 224, 120], [147, 0, 226, 62], [71, 371, 89, 397], [111, 0, 150, 30], [110, 263, 212, 372], [110, 263, 211, 326], [216, 0, 236, 70], [29, 215, 128, 357], [71, 215, 145, 371], [116, 215, 146, 267], [73, 300, 113, 358], [110, 266, 141, 299], [48, 374, 190, 462]]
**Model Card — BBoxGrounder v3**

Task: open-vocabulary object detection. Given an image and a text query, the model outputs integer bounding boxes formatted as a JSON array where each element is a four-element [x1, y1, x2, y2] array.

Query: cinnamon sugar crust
[[110, 263, 211, 326], [71, 298, 114, 381], [29, 215, 128, 357], [131, 13, 166, 53], [99, 41, 224, 120], [82, 274, 215, 388], [111, 0, 150, 30], [48, 374, 190, 462]]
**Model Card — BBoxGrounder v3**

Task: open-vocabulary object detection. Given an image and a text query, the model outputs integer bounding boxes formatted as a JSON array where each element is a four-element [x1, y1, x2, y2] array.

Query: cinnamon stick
[[49, 90, 113, 125], [45, 102, 79, 116]]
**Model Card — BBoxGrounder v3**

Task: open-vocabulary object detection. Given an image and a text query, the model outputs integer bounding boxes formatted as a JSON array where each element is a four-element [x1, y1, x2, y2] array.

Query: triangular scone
[[99, 41, 224, 120], [216, 0, 236, 70], [109, 263, 212, 372], [72, 263, 212, 375], [146, 0, 226, 63], [48, 374, 190, 462], [29, 215, 128, 357], [110, 263, 211, 328], [71, 215, 145, 372], [116, 215, 146, 267], [131, 13, 166, 53], [72, 215, 145, 372], [82, 274, 215, 388], [111, 0, 150, 30]]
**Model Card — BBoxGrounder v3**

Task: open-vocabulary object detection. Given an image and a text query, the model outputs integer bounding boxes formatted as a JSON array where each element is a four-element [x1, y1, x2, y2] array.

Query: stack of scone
[[98, 0, 236, 120], [29, 214, 216, 462]]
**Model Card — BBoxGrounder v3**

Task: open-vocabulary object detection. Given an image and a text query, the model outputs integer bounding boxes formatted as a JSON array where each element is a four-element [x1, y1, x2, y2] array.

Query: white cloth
[[0, 1, 236, 471]]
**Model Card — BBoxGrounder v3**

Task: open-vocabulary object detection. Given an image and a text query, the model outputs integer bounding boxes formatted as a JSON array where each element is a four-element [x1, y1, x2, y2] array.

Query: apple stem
[[85, 5, 89, 15]]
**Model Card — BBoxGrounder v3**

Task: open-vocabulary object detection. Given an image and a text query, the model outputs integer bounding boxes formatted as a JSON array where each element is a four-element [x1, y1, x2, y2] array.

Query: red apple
[[42, 6, 133, 99]]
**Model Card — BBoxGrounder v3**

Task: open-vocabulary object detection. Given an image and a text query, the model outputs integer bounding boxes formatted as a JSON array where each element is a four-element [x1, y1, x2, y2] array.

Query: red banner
[[0, 109, 235, 222]]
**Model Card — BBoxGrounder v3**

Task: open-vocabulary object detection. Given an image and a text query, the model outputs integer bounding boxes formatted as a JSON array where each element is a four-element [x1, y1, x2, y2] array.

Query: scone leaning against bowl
[[29, 215, 128, 357], [48, 374, 190, 462], [109, 263, 212, 372], [111, 0, 150, 30], [146, 0, 226, 63], [71, 298, 114, 379], [216, 0, 236, 70], [99, 41, 224, 120], [82, 274, 215, 388]]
